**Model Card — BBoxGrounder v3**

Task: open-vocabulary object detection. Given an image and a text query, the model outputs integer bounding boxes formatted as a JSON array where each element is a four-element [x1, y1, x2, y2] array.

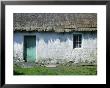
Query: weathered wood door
[[24, 36, 36, 62]]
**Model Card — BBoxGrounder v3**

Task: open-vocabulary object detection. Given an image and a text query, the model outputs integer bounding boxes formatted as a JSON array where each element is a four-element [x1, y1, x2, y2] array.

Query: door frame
[[23, 35, 36, 62]]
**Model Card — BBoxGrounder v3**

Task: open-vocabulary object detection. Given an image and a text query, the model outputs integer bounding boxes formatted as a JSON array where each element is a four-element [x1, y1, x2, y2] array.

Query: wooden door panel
[[24, 36, 36, 62]]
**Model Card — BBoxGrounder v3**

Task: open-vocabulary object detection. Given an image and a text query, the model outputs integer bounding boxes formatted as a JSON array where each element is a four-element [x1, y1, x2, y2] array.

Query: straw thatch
[[14, 13, 97, 32]]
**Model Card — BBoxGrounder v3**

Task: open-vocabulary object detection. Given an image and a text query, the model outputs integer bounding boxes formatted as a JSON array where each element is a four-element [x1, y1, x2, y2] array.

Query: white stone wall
[[13, 32, 97, 64], [13, 33, 24, 62]]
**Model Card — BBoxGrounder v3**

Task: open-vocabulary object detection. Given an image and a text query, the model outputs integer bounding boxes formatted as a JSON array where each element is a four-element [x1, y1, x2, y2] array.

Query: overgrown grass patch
[[13, 64, 97, 75]]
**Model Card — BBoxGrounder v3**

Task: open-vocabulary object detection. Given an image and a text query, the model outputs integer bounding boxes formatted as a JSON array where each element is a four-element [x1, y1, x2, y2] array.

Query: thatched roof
[[14, 13, 97, 32]]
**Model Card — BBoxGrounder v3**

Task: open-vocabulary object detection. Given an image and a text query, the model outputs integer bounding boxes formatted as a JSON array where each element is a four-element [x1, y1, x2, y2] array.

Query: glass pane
[[79, 35, 82, 41], [74, 35, 77, 42], [73, 34, 82, 48], [79, 44, 81, 48]]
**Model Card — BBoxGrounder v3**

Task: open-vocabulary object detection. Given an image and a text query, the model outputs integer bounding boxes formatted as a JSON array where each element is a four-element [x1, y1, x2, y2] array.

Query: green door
[[24, 36, 36, 62]]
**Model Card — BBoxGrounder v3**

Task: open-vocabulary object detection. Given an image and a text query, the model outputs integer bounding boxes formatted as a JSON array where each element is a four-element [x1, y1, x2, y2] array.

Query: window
[[73, 34, 82, 48]]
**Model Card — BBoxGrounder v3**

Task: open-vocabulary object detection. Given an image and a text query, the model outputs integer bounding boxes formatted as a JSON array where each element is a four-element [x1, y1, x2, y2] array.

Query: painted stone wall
[[13, 33, 24, 62], [13, 32, 97, 64]]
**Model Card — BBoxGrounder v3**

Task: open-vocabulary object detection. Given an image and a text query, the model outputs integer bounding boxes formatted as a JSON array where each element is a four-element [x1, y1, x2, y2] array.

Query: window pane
[[79, 41, 81, 44], [73, 34, 82, 48], [79, 44, 81, 48], [76, 44, 78, 48], [74, 35, 77, 42], [78, 35, 82, 43]]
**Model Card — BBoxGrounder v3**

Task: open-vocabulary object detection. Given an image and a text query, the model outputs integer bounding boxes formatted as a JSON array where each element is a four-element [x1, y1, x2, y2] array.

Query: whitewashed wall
[[13, 32, 97, 64]]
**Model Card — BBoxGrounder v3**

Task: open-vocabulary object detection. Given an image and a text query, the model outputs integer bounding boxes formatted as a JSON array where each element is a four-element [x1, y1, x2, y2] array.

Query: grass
[[13, 64, 97, 75]]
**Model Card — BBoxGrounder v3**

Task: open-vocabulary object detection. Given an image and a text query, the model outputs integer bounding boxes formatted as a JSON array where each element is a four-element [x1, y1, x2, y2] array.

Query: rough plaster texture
[[13, 32, 97, 64]]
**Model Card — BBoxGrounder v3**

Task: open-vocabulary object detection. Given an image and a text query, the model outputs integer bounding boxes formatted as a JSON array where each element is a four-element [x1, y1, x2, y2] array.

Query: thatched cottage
[[13, 13, 97, 65]]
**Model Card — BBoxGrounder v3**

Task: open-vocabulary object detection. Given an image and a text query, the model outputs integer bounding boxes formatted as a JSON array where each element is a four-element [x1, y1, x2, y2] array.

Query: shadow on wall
[[37, 32, 73, 44], [14, 34, 23, 45], [83, 32, 97, 40]]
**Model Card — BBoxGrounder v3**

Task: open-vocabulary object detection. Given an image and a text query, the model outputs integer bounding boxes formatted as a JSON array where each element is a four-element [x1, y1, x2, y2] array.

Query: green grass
[[14, 65, 97, 75]]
